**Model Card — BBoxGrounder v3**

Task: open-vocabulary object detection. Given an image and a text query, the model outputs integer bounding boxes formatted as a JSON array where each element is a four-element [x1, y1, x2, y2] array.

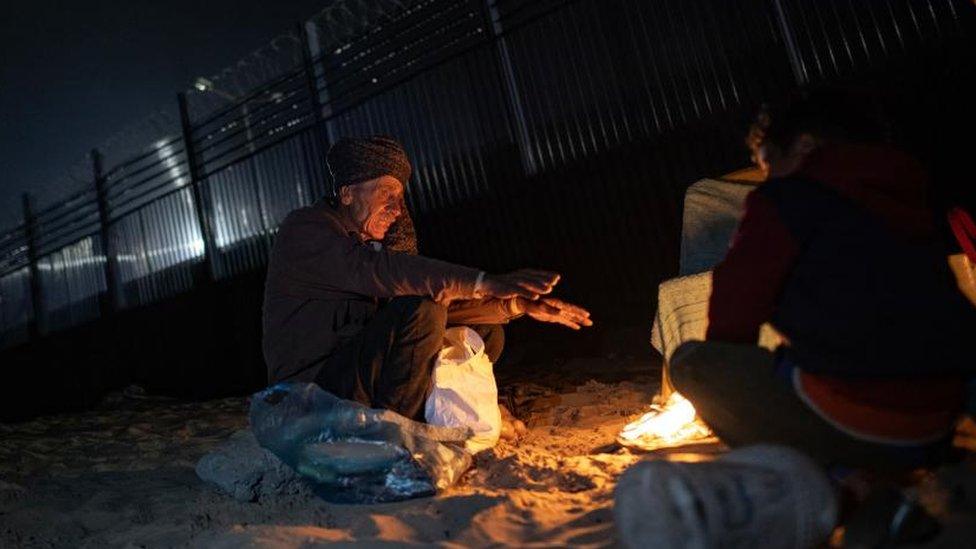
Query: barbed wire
[[12, 0, 426, 231], [309, 0, 419, 50], [184, 0, 425, 121], [184, 30, 306, 121], [96, 106, 182, 171]]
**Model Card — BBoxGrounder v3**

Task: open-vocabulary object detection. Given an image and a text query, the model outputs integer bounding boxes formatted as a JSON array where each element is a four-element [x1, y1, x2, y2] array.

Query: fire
[[617, 392, 716, 451]]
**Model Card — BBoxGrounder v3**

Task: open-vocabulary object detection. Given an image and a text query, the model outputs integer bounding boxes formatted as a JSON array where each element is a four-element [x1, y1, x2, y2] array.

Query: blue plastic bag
[[249, 382, 473, 503]]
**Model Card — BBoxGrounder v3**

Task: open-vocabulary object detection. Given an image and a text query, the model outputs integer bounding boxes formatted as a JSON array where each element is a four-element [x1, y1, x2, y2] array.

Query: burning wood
[[617, 392, 717, 451]]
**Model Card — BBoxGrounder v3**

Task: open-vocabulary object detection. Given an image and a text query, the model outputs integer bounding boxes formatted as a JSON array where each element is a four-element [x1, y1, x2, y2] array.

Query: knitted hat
[[326, 136, 412, 191]]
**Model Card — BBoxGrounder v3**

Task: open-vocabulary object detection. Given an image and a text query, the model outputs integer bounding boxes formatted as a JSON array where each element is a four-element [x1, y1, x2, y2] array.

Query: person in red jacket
[[670, 89, 976, 468]]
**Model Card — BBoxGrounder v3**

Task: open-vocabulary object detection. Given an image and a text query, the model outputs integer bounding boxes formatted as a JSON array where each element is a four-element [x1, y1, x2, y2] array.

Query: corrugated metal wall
[[0, 224, 32, 345], [35, 236, 105, 333], [0, 266, 32, 347], [104, 135, 203, 309], [0, 0, 972, 349], [190, 61, 325, 279], [109, 188, 203, 308], [501, 0, 787, 168], [24, 188, 106, 335], [777, 0, 966, 82]]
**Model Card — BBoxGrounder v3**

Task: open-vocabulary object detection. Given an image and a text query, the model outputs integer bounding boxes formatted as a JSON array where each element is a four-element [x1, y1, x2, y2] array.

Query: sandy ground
[[0, 357, 662, 548], [3, 353, 976, 548]]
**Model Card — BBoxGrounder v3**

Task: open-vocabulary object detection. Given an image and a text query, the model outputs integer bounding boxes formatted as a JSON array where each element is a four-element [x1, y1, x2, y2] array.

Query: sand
[[0, 357, 660, 548], [3, 353, 975, 548]]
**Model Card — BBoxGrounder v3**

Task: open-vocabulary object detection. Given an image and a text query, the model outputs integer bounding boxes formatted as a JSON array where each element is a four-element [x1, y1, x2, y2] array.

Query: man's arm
[[273, 210, 481, 303], [447, 298, 524, 326], [706, 190, 800, 343], [272, 210, 557, 303], [448, 295, 593, 329]]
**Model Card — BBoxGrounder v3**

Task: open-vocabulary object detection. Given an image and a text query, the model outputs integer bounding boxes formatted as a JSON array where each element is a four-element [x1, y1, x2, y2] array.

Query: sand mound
[[0, 365, 656, 548], [3, 357, 975, 547]]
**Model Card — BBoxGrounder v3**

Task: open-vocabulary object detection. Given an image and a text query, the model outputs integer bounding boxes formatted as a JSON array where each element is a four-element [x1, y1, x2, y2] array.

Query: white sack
[[425, 326, 501, 453]]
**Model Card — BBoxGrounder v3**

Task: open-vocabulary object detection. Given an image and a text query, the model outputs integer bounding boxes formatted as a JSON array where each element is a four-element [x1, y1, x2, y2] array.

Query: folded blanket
[[651, 272, 782, 363], [655, 177, 780, 366], [679, 178, 757, 276]]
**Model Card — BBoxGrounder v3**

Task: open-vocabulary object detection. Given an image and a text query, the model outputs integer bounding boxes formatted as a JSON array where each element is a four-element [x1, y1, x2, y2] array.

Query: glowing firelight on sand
[[617, 392, 716, 450]]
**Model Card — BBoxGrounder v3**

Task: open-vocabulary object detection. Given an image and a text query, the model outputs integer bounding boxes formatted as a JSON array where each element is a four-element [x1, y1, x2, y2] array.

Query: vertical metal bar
[[91, 148, 118, 314], [300, 22, 325, 127], [485, 0, 538, 175], [299, 21, 332, 203], [21, 193, 43, 339], [772, 0, 809, 85], [177, 92, 217, 283]]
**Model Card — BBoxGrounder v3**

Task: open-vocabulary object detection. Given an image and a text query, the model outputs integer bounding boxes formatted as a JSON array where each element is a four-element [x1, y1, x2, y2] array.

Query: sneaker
[[614, 445, 838, 549]]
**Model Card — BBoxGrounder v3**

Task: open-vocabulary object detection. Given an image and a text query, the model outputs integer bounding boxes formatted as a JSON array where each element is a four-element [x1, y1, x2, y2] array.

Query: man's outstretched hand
[[480, 269, 560, 300], [520, 297, 593, 330], [479, 270, 592, 329]]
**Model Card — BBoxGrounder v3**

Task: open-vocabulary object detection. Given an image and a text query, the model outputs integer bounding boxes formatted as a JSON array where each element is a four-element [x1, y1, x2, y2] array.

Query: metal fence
[[1, 0, 973, 348]]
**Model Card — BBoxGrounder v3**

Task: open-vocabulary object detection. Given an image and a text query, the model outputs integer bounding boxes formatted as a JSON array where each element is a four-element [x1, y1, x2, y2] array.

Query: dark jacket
[[708, 143, 975, 377], [705, 144, 976, 442], [263, 201, 519, 383]]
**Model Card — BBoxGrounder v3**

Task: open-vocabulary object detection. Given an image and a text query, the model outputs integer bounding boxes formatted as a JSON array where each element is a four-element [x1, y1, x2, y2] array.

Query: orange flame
[[618, 393, 715, 450]]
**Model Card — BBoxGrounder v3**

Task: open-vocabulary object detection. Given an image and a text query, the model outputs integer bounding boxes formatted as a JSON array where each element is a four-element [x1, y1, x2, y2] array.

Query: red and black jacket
[[708, 143, 975, 376]]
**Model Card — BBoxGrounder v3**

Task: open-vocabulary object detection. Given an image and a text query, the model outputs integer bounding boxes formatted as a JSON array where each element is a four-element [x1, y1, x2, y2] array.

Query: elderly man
[[263, 136, 592, 420]]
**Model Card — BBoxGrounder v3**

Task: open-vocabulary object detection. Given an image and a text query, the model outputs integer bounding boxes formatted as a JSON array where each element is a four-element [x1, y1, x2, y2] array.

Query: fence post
[[771, 0, 808, 86], [299, 21, 335, 201], [299, 22, 326, 127], [177, 92, 218, 282], [21, 193, 43, 339], [484, 0, 538, 175], [91, 148, 118, 314]]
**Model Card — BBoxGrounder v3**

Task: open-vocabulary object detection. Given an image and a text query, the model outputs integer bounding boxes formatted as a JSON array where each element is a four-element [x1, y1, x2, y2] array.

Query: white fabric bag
[[424, 326, 501, 453]]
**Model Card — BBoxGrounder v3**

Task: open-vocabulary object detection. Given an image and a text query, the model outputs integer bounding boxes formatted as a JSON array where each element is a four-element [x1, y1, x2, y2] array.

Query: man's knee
[[669, 341, 711, 396], [670, 340, 774, 398], [389, 296, 447, 326]]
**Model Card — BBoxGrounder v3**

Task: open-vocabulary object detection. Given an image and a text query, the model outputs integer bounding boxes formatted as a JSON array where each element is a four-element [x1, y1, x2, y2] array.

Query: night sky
[[0, 0, 328, 228]]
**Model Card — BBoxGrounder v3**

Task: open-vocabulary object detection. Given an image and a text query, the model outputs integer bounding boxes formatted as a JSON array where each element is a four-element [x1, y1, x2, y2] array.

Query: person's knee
[[389, 296, 447, 325], [669, 341, 709, 396], [387, 297, 447, 353]]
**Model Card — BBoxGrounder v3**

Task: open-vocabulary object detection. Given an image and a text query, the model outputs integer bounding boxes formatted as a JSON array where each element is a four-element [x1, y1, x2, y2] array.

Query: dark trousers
[[314, 296, 504, 421], [670, 340, 948, 470]]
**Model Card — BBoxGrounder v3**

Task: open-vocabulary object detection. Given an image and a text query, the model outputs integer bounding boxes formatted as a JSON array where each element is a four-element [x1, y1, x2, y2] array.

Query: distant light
[[194, 76, 238, 101], [193, 77, 215, 92]]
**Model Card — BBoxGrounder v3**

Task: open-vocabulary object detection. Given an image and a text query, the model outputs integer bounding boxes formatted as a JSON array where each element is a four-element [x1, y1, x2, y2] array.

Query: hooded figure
[[670, 89, 975, 468]]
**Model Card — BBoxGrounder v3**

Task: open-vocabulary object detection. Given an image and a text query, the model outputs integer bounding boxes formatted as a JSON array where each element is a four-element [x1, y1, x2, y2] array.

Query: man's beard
[[363, 209, 396, 240]]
